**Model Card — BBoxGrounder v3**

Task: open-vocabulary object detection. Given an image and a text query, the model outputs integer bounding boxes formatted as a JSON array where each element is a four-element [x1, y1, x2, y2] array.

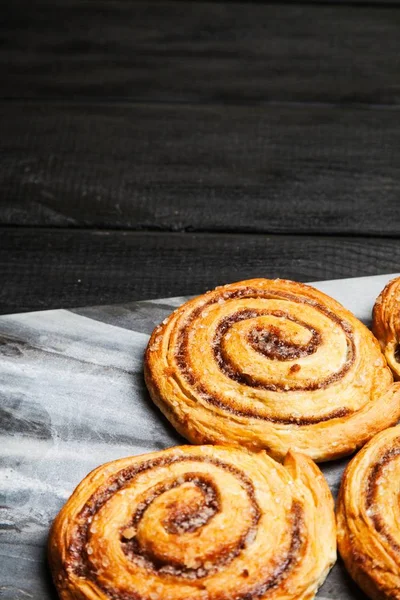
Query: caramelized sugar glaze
[[373, 276, 400, 379], [49, 446, 336, 600], [145, 279, 400, 462], [337, 426, 400, 600]]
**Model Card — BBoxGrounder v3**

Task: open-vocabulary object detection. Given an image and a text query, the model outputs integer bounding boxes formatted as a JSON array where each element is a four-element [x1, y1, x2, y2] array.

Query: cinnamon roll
[[373, 276, 400, 379], [48, 445, 336, 600], [337, 425, 400, 600], [145, 278, 399, 462]]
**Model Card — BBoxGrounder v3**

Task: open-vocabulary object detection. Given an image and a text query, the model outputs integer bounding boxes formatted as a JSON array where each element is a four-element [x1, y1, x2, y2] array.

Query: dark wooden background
[[1, 0, 400, 314]]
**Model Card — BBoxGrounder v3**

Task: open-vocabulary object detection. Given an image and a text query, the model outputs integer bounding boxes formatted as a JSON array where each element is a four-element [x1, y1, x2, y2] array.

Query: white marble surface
[[1, 273, 399, 599]]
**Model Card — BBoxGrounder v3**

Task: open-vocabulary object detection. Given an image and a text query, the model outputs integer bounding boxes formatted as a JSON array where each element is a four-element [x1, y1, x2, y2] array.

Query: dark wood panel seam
[[1, 225, 400, 241], [2, 98, 400, 112], [11, 0, 400, 7], [167, 0, 400, 6]]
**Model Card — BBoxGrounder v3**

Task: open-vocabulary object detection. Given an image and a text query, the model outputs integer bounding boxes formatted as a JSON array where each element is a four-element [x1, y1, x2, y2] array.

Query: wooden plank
[[1, 1, 400, 104], [1, 228, 400, 314], [1, 101, 400, 235]]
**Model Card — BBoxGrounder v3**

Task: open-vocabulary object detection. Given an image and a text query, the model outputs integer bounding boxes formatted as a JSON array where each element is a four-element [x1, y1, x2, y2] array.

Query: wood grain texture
[[1, 1, 400, 104], [1, 228, 400, 314], [1, 101, 400, 234]]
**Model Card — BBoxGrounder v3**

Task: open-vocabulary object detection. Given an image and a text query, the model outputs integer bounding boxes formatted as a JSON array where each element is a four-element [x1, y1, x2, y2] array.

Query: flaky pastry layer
[[373, 276, 400, 379], [145, 278, 400, 462], [337, 425, 400, 600], [49, 445, 336, 600]]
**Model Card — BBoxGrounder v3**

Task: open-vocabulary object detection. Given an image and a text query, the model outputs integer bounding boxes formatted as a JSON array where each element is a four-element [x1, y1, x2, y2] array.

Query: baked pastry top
[[337, 425, 400, 600], [48, 444, 336, 600], [373, 276, 400, 379], [145, 278, 399, 462]]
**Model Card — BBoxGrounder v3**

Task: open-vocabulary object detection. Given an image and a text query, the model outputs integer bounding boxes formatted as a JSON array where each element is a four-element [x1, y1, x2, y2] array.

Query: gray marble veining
[[1, 273, 399, 600]]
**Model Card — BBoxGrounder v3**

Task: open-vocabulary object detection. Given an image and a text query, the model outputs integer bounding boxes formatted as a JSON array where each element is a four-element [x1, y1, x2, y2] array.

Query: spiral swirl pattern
[[373, 276, 400, 379], [145, 278, 399, 462], [337, 425, 400, 600], [48, 445, 336, 600]]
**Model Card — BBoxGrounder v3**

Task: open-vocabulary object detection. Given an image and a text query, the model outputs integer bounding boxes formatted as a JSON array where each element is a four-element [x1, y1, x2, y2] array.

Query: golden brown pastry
[[48, 445, 336, 600], [373, 276, 400, 379], [337, 425, 400, 600], [145, 278, 400, 462]]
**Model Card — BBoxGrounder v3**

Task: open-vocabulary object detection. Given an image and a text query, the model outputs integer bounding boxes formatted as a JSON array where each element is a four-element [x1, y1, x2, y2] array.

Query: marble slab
[[1, 273, 399, 600]]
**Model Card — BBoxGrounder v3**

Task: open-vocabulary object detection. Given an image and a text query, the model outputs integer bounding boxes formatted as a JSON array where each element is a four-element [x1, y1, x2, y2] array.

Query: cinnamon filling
[[394, 343, 400, 363], [65, 452, 305, 599], [172, 288, 355, 424], [68, 455, 260, 579], [365, 439, 400, 554]]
